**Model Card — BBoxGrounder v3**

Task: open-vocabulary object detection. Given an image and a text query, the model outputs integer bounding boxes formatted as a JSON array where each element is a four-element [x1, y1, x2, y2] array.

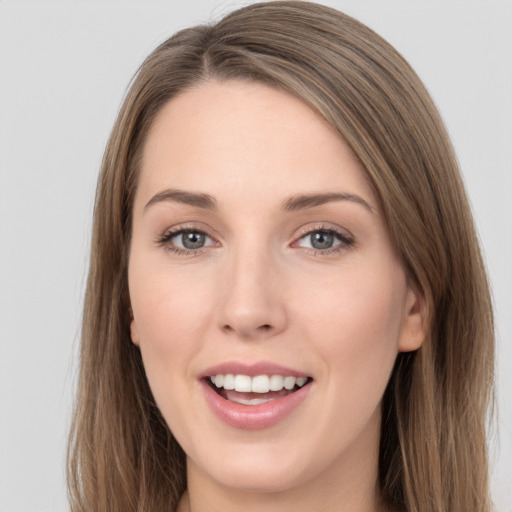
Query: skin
[[128, 80, 426, 512]]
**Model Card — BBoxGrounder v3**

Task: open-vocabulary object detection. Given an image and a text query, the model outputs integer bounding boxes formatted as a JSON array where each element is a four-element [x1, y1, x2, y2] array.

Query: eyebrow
[[144, 188, 218, 211], [144, 188, 374, 214], [282, 192, 374, 213]]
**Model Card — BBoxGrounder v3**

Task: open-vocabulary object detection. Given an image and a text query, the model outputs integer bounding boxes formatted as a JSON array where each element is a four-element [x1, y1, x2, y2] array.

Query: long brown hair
[[67, 2, 495, 511]]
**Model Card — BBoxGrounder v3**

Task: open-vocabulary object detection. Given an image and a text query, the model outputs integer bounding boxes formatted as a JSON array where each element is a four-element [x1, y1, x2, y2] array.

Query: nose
[[217, 243, 287, 340]]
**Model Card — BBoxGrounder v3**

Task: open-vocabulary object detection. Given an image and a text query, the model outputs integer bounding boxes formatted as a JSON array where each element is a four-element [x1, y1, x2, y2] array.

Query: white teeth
[[234, 374, 252, 392], [223, 374, 235, 390], [283, 376, 296, 390], [251, 375, 270, 393], [210, 373, 309, 393], [269, 374, 284, 391], [228, 396, 274, 406]]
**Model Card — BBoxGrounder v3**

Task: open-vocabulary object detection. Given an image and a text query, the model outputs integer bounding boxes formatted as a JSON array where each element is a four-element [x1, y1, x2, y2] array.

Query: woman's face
[[129, 80, 424, 496]]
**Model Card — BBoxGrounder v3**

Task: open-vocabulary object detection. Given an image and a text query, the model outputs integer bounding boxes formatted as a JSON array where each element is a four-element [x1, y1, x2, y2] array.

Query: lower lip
[[200, 380, 312, 430]]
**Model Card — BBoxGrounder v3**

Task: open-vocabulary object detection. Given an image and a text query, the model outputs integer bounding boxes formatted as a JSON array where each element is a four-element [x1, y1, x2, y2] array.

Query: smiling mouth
[[206, 374, 313, 406]]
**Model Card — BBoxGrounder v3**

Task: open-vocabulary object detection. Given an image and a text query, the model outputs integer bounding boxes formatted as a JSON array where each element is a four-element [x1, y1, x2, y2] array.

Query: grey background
[[1, 1, 511, 510]]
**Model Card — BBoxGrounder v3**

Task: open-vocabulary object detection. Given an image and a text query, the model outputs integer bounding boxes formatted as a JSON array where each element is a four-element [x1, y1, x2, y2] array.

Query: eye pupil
[[310, 231, 334, 249], [182, 231, 205, 249]]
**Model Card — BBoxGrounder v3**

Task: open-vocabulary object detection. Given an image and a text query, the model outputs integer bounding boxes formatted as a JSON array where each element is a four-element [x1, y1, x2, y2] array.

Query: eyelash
[[156, 224, 354, 257], [156, 224, 215, 257], [294, 225, 355, 255]]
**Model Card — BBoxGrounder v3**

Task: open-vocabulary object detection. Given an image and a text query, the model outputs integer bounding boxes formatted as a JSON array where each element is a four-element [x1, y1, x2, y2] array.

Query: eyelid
[[291, 223, 355, 254], [156, 223, 220, 255], [295, 223, 353, 239]]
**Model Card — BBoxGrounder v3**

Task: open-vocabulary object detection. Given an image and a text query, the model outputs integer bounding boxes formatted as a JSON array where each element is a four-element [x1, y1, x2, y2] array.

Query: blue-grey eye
[[297, 229, 346, 250], [173, 230, 208, 250], [310, 231, 335, 249]]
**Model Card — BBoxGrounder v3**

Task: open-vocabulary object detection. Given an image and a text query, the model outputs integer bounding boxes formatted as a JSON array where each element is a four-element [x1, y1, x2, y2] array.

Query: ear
[[398, 281, 428, 352], [129, 308, 140, 347]]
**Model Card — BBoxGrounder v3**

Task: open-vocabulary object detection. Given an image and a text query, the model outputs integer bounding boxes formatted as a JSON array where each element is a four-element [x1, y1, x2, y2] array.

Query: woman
[[67, 2, 495, 511]]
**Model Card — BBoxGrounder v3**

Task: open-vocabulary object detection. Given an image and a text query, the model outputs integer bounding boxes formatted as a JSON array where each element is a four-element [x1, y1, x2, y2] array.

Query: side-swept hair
[[68, 2, 494, 511]]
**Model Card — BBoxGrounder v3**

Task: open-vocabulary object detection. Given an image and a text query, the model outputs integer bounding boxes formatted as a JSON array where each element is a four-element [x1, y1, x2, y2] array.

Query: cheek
[[130, 255, 211, 338], [128, 268, 214, 448], [128, 258, 214, 393], [297, 264, 405, 393]]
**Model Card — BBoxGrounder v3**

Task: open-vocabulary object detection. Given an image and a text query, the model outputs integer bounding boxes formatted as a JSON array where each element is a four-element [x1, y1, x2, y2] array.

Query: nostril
[[221, 320, 281, 338]]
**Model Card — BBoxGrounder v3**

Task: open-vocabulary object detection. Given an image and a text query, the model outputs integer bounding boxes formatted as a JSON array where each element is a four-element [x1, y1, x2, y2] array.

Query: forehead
[[136, 80, 376, 210]]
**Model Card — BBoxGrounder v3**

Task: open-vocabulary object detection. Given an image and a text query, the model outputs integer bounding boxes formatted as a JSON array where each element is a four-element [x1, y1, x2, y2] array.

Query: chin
[[190, 442, 314, 493], [209, 463, 303, 493]]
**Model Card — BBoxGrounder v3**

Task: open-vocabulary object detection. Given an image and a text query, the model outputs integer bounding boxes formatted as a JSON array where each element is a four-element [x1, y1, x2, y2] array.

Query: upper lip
[[199, 361, 311, 379]]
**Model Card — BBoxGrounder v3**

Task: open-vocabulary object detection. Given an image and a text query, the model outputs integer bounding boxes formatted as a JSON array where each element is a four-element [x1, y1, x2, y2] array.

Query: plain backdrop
[[0, 1, 511, 511]]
